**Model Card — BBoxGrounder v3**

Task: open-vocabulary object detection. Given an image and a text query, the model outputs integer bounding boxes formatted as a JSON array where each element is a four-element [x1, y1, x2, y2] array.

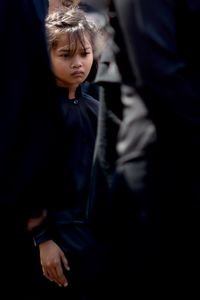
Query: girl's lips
[[71, 71, 84, 76]]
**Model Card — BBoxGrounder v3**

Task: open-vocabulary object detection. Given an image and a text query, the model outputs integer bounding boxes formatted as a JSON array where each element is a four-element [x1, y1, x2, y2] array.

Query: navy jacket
[[33, 85, 99, 245]]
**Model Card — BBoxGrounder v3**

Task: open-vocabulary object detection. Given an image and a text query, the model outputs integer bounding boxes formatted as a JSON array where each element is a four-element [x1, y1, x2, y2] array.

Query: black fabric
[[41, 86, 99, 216], [32, 86, 111, 297], [47, 217, 112, 294], [0, 1, 62, 298], [86, 0, 200, 298], [109, 0, 200, 297], [0, 0, 60, 215]]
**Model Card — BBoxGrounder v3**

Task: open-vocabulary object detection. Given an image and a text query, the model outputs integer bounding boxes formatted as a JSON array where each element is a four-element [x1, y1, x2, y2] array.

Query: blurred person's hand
[[26, 209, 47, 231]]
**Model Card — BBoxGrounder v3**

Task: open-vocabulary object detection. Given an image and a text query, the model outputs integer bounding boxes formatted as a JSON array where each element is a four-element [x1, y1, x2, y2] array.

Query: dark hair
[[45, 8, 97, 54]]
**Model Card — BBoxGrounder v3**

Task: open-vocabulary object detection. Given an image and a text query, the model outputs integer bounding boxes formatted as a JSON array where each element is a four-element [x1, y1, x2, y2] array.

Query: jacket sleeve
[[32, 223, 52, 246]]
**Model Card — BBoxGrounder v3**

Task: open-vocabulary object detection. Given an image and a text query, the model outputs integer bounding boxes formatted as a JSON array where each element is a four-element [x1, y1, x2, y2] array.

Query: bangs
[[46, 8, 96, 52], [66, 29, 89, 55]]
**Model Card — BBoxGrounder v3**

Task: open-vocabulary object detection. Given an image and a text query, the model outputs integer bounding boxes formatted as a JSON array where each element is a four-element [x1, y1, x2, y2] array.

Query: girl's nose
[[71, 57, 82, 68]]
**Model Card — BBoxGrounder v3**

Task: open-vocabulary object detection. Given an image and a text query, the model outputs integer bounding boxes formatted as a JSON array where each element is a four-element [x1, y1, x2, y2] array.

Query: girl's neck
[[56, 84, 81, 99], [68, 85, 79, 100], [68, 89, 76, 99]]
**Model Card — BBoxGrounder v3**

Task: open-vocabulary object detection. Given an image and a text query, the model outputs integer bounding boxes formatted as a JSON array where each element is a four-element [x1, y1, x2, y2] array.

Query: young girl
[[33, 7, 101, 299]]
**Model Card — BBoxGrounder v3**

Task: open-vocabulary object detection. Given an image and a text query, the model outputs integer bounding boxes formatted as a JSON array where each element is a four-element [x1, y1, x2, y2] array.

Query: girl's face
[[50, 33, 94, 90]]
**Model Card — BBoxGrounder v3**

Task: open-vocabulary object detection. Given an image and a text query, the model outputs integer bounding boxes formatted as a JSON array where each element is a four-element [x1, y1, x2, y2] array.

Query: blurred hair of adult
[[48, 0, 80, 12]]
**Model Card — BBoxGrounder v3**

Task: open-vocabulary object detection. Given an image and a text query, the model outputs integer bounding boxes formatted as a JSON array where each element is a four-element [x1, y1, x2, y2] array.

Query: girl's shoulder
[[82, 81, 100, 101], [81, 92, 99, 116], [82, 90, 99, 105]]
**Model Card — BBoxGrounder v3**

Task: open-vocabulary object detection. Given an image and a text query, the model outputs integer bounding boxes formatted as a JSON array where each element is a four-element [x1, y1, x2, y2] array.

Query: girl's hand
[[39, 239, 70, 287]]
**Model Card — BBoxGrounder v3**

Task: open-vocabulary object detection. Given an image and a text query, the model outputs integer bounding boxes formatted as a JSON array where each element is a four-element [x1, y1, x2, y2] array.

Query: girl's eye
[[60, 53, 69, 58], [81, 52, 90, 57]]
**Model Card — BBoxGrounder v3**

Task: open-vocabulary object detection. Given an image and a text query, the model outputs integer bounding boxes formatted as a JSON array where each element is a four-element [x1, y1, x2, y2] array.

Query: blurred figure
[[89, 0, 200, 298], [0, 0, 63, 298], [27, 210, 48, 232]]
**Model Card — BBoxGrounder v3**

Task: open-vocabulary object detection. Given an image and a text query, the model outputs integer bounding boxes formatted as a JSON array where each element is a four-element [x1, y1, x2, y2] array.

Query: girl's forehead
[[57, 32, 92, 48]]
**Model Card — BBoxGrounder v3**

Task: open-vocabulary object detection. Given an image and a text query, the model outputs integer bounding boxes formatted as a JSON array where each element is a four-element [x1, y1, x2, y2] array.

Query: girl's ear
[[86, 59, 98, 82]]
